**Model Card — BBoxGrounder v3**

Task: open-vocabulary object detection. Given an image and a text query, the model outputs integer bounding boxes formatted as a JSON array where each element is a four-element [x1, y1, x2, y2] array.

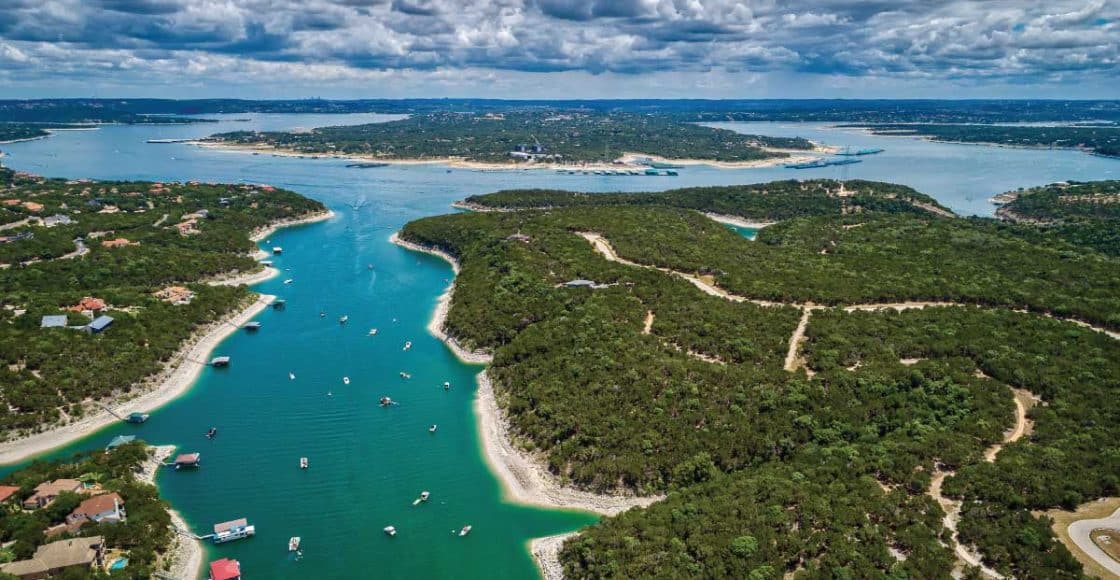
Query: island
[[0, 164, 328, 457], [198, 111, 820, 169], [396, 178, 1120, 578]]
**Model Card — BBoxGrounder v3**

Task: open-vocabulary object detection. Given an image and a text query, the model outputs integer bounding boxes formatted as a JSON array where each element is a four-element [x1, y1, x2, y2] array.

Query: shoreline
[[392, 230, 662, 580], [702, 212, 777, 230], [249, 208, 334, 243], [0, 293, 275, 465], [190, 140, 817, 171], [139, 446, 204, 580]]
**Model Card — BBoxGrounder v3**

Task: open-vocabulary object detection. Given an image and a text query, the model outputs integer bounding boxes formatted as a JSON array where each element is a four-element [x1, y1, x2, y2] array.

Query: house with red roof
[[209, 558, 241, 580], [0, 485, 20, 504]]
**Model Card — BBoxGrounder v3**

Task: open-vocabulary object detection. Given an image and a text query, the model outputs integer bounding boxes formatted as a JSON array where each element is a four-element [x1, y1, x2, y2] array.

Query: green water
[[2, 113, 1115, 578], [724, 224, 759, 240]]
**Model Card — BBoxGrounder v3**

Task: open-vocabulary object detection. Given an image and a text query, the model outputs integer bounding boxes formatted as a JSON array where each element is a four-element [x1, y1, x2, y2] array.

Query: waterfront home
[[209, 558, 241, 580], [67, 493, 125, 526], [0, 485, 20, 504], [22, 479, 83, 510], [84, 315, 114, 334], [40, 315, 68, 328], [0, 536, 104, 580]]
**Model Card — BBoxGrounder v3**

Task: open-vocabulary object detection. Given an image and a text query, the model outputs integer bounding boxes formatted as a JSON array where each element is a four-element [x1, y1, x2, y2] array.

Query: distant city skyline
[[1, 0, 1116, 99]]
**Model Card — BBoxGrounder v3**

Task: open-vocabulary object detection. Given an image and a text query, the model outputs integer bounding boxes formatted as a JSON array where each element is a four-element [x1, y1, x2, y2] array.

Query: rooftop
[[209, 558, 241, 580], [41, 314, 68, 328]]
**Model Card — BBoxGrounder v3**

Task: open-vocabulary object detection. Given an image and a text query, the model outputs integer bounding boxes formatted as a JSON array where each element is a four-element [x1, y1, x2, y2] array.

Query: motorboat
[[459, 525, 472, 537], [429, 424, 438, 433], [384, 526, 397, 537], [402, 341, 412, 351], [300, 457, 308, 469], [288, 537, 300, 551], [412, 491, 430, 505], [343, 376, 350, 385]]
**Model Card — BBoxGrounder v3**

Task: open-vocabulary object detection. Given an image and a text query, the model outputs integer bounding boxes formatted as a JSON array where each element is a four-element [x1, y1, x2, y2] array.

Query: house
[[67, 297, 106, 314], [85, 315, 114, 334], [40, 315, 68, 328], [154, 286, 195, 305], [564, 279, 598, 288], [0, 485, 20, 504], [100, 238, 136, 248], [0, 536, 104, 580], [506, 233, 532, 243], [41, 214, 72, 227], [22, 479, 83, 510], [21, 201, 44, 213], [209, 558, 241, 580], [66, 493, 125, 526]]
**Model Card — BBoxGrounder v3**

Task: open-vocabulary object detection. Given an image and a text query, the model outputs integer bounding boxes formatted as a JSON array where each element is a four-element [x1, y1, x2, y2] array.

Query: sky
[[0, 0, 1117, 99]]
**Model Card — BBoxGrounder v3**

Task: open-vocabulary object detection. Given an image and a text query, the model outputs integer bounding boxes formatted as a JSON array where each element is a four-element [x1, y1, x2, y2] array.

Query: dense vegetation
[[846, 123, 1120, 158], [5, 98, 1119, 124], [0, 125, 50, 143], [206, 111, 813, 164], [995, 180, 1120, 256], [399, 179, 1120, 577], [0, 442, 173, 579], [463, 179, 948, 220], [0, 165, 325, 438]]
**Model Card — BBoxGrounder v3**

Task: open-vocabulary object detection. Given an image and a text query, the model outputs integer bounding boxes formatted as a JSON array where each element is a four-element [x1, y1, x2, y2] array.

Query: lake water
[[0, 114, 1116, 579]]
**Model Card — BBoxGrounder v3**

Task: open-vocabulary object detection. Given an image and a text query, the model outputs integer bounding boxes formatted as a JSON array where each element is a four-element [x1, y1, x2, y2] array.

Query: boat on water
[[300, 457, 308, 469], [273, 300, 286, 310], [206, 427, 217, 439], [383, 526, 397, 537], [403, 341, 412, 351], [243, 321, 261, 332], [342, 376, 350, 385], [399, 372, 411, 380], [443, 381, 450, 390], [272, 247, 283, 255], [210, 356, 231, 367], [283, 278, 293, 285], [288, 537, 301, 552], [379, 396, 395, 406], [784, 159, 830, 169], [212, 518, 255, 544], [459, 525, 472, 537], [368, 328, 378, 336], [339, 315, 349, 324], [125, 412, 149, 424], [412, 491, 430, 505], [289, 372, 296, 380], [345, 162, 389, 169], [834, 147, 885, 156], [429, 424, 438, 433]]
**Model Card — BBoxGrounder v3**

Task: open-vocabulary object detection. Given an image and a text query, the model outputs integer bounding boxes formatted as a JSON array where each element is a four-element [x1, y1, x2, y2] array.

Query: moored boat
[[300, 457, 308, 469], [211, 518, 255, 544], [288, 536, 300, 552], [210, 356, 231, 367], [342, 376, 350, 385], [272, 247, 283, 254]]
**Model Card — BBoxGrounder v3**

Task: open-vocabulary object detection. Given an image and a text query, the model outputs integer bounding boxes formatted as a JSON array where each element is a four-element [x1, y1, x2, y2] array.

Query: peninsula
[[198, 111, 821, 169], [398, 178, 1120, 578], [844, 123, 1120, 159], [0, 164, 327, 456]]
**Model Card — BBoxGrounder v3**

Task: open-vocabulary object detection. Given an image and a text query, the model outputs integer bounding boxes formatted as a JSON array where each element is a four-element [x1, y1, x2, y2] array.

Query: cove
[[1, 114, 1116, 578]]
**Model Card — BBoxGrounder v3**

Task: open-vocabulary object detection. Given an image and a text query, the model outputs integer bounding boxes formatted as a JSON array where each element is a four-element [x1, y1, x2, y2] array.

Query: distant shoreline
[[188, 140, 824, 171], [391, 231, 661, 580], [0, 210, 331, 465]]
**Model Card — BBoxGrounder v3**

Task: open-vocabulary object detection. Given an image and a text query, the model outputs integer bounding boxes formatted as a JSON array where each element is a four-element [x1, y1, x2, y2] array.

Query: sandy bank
[[701, 212, 777, 230], [0, 293, 275, 465], [389, 233, 493, 365], [166, 508, 203, 580], [531, 533, 577, 580], [250, 209, 334, 243], [192, 140, 813, 171]]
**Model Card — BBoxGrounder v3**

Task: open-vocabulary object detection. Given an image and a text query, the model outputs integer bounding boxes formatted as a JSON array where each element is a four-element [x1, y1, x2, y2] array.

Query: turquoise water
[[723, 225, 759, 240], [0, 114, 1116, 578], [110, 558, 129, 570]]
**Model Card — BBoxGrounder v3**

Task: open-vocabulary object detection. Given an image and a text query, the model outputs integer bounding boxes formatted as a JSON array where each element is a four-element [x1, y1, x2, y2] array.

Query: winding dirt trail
[[785, 308, 814, 372]]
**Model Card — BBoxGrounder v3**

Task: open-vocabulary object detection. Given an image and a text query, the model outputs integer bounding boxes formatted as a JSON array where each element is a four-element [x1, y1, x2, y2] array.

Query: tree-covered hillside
[[398, 179, 1120, 578]]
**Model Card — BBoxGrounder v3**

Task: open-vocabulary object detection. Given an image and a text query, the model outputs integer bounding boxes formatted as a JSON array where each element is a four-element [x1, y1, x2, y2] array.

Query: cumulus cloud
[[0, 0, 1116, 96]]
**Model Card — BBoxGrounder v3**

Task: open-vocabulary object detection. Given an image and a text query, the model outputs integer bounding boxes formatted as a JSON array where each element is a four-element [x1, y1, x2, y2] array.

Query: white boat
[[283, 278, 293, 285], [429, 424, 438, 433], [339, 315, 349, 324], [288, 536, 301, 551], [272, 247, 283, 254], [368, 328, 378, 336], [289, 372, 296, 380], [399, 372, 411, 380], [412, 491, 430, 505], [383, 526, 397, 537], [443, 381, 450, 390], [403, 341, 412, 351], [343, 377, 350, 385], [459, 525, 472, 537], [300, 457, 308, 469]]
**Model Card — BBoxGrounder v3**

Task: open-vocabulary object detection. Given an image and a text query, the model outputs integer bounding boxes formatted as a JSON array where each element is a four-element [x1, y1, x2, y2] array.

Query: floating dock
[[209, 518, 256, 544]]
